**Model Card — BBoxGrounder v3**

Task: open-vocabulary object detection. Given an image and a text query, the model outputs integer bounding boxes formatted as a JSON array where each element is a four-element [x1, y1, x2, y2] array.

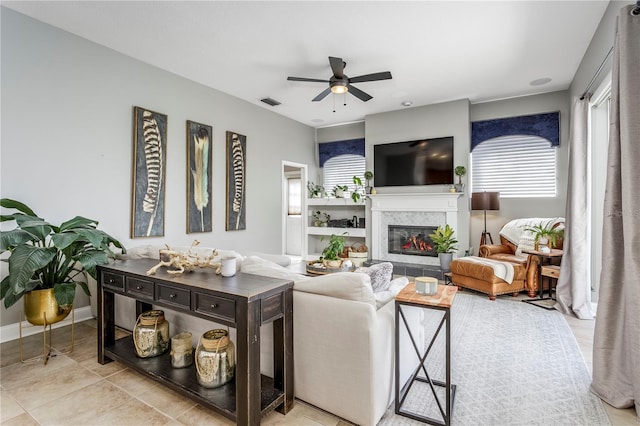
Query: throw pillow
[[355, 262, 394, 292], [515, 233, 536, 257]]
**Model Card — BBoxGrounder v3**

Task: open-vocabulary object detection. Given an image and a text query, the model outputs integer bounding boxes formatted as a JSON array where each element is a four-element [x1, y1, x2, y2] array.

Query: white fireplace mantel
[[369, 193, 462, 264]]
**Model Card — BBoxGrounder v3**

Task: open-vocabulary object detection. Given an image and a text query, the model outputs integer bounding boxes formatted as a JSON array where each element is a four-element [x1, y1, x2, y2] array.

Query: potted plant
[[351, 176, 365, 203], [454, 166, 466, 192], [524, 222, 564, 251], [332, 185, 349, 198], [307, 181, 326, 198], [364, 171, 374, 194], [312, 210, 330, 227], [429, 224, 458, 272], [0, 198, 125, 325], [320, 233, 347, 268]]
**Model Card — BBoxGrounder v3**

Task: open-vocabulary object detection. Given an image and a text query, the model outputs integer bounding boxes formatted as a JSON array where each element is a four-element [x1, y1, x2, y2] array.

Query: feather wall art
[[225, 131, 246, 231], [131, 107, 167, 238], [187, 121, 212, 233]]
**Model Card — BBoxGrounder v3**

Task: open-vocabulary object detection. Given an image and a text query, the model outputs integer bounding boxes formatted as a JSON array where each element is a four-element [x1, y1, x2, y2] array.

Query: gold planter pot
[[24, 288, 72, 326], [21, 288, 74, 365]]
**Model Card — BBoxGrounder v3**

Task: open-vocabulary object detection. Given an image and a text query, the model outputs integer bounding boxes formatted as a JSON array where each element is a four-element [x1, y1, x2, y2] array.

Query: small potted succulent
[[332, 185, 349, 198]]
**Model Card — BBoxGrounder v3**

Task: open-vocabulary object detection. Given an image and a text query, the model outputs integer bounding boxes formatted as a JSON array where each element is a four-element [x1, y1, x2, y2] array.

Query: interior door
[[282, 161, 307, 257]]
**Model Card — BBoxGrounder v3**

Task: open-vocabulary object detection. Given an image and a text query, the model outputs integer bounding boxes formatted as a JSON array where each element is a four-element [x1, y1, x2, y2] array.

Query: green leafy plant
[[307, 181, 326, 198], [351, 176, 364, 203], [312, 210, 330, 226], [524, 222, 564, 247], [0, 198, 125, 308], [320, 233, 347, 261], [429, 224, 458, 254], [454, 166, 466, 185], [332, 185, 348, 198]]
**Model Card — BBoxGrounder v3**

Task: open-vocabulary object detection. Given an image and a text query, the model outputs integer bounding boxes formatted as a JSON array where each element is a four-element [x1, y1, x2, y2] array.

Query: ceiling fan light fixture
[[330, 81, 348, 94]]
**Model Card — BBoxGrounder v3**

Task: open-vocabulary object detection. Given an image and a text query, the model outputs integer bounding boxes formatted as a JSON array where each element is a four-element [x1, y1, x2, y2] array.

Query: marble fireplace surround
[[370, 193, 462, 266]]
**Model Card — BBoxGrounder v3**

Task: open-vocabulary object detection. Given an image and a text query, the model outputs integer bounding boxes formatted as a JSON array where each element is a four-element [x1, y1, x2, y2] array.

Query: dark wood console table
[[97, 258, 294, 425]]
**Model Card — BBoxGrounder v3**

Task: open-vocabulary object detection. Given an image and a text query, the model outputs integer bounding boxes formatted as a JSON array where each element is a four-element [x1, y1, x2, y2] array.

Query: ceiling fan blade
[[348, 84, 373, 102], [328, 56, 344, 78], [287, 77, 330, 83], [349, 71, 393, 83], [312, 87, 332, 102]]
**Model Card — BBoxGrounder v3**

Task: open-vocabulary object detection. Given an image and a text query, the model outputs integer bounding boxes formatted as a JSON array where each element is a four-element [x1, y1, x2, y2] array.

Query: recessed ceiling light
[[530, 77, 552, 86], [311, 118, 324, 123], [402, 101, 413, 107]]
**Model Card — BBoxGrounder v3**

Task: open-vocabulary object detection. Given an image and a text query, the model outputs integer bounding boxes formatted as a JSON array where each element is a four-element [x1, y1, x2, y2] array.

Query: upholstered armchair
[[479, 218, 564, 297]]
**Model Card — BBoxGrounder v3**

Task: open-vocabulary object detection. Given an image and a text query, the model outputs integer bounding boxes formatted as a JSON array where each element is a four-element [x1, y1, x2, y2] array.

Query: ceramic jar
[[195, 329, 235, 388], [133, 310, 170, 358]]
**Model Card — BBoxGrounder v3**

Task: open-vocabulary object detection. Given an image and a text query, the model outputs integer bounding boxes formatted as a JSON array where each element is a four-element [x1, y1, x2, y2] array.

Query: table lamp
[[471, 191, 500, 246]]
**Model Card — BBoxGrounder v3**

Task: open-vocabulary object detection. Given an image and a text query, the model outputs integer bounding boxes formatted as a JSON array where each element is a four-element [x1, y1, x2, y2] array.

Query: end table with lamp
[[471, 191, 500, 246]]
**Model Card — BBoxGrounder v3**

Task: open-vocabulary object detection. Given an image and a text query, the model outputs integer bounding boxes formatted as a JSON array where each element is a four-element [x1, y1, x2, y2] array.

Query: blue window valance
[[471, 112, 560, 150], [318, 138, 365, 167]]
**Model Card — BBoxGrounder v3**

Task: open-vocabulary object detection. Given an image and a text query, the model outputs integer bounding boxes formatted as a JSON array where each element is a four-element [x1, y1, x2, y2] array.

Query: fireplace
[[388, 225, 438, 257], [370, 193, 461, 266]]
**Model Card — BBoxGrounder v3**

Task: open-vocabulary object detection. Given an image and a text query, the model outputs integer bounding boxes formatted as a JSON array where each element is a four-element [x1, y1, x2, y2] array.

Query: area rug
[[378, 292, 610, 425]]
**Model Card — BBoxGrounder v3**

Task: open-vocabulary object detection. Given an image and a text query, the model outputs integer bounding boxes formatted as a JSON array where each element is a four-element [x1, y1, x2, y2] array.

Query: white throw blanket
[[499, 217, 565, 245], [462, 256, 515, 284]]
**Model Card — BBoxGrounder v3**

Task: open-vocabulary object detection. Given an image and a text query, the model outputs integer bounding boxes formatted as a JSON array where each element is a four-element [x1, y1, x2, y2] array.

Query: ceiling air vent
[[260, 97, 281, 107]]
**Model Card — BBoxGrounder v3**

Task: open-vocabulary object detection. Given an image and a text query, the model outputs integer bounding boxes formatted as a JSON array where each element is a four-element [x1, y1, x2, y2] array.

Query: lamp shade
[[471, 192, 500, 211]]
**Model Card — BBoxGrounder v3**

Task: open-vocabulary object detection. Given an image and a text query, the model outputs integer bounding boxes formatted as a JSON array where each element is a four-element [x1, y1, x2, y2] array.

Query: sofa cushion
[[515, 233, 536, 257], [241, 256, 377, 308], [294, 272, 376, 308], [373, 276, 409, 309], [355, 262, 394, 292], [240, 255, 308, 282]]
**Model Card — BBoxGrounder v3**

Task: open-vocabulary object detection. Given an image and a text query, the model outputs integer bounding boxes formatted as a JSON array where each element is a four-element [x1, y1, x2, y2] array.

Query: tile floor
[[1, 299, 637, 426]]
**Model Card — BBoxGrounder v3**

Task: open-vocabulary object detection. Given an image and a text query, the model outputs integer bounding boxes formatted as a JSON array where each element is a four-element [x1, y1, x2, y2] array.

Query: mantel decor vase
[[24, 288, 72, 326], [133, 310, 170, 358], [195, 329, 235, 388]]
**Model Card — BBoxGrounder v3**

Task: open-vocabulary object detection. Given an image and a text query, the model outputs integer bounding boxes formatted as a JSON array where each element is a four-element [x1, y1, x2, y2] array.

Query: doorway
[[281, 161, 307, 259]]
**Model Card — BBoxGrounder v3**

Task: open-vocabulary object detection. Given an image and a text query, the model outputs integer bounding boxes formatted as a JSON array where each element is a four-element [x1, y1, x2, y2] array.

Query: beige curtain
[[591, 4, 640, 415], [555, 96, 593, 319]]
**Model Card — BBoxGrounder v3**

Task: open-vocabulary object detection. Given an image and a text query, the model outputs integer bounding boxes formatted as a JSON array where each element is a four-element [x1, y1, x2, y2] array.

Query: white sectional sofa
[[92, 245, 419, 426]]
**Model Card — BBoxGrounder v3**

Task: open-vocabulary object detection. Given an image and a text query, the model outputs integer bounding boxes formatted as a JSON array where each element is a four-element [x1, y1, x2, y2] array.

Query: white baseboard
[[0, 306, 94, 343]]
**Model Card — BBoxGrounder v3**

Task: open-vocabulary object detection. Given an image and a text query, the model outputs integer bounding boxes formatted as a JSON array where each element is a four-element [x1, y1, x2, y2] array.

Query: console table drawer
[[102, 272, 125, 292], [193, 293, 236, 323], [126, 277, 154, 299], [156, 284, 190, 309]]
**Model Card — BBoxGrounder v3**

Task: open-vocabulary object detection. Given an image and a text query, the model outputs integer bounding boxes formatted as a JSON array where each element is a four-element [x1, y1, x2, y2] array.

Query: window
[[471, 135, 557, 197], [323, 154, 365, 192], [287, 178, 301, 215]]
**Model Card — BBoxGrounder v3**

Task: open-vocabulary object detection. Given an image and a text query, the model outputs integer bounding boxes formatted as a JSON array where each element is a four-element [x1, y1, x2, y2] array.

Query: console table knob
[[136, 285, 143, 290], [170, 293, 177, 299], [210, 304, 218, 309]]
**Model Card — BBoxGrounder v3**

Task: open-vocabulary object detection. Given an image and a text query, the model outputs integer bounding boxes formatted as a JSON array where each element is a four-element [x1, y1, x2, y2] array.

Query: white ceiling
[[2, 1, 610, 128]]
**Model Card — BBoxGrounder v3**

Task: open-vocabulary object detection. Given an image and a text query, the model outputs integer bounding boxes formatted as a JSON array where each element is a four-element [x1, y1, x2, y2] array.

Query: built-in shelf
[[307, 227, 365, 237], [305, 198, 367, 259]]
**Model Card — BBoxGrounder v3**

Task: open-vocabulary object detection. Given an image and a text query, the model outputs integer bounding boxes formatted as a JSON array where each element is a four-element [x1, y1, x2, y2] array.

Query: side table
[[522, 248, 563, 310], [395, 283, 458, 425]]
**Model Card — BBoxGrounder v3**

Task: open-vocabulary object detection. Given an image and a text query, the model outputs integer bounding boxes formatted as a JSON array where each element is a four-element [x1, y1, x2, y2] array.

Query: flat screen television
[[373, 136, 454, 187]]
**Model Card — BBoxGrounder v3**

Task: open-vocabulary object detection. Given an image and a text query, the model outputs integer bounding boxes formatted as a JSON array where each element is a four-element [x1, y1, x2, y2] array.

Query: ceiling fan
[[287, 56, 392, 102]]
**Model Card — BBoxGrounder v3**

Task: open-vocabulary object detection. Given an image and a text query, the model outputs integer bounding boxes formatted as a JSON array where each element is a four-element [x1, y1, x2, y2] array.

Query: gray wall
[[365, 99, 472, 255], [469, 91, 570, 252], [0, 8, 315, 325]]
